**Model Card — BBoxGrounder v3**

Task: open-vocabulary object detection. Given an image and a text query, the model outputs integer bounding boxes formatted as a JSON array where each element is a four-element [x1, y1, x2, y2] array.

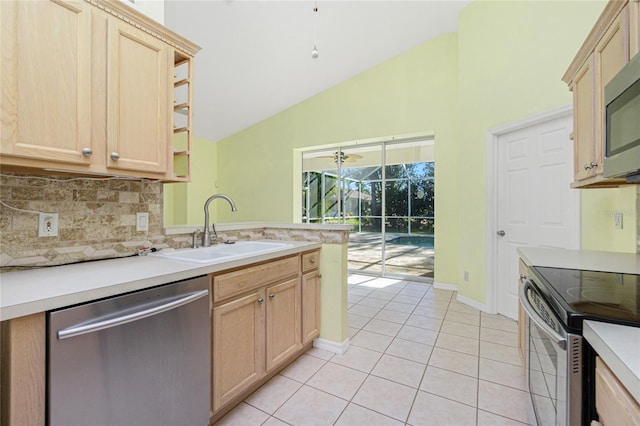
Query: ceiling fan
[[317, 151, 363, 163]]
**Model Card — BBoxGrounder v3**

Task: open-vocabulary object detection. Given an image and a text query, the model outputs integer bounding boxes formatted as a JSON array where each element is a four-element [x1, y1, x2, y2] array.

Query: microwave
[[603, 52, 640, 182]]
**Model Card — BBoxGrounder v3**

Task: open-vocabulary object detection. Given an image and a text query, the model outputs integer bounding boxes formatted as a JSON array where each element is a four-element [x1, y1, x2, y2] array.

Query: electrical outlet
[[614, 212, 623, 229], [136, 212, 149, 232], [38, 213, 59, 237], [464, 271, 469, 282]]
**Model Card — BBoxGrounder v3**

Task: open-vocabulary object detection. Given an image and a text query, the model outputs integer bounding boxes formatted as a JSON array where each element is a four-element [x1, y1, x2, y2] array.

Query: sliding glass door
[[302, 138, 434, 280]]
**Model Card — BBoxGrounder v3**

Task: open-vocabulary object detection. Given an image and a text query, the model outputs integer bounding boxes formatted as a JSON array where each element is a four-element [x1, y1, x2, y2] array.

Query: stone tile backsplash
[[0, 172, 166, 267]]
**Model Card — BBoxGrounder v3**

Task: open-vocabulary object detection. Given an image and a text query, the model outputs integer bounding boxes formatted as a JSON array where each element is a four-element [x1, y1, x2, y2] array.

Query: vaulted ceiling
[[164, 1, 471, 142]]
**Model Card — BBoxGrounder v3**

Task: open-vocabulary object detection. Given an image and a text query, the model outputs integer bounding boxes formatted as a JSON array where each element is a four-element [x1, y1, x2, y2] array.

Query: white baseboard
[[432, 281, 459, 291], [456, 294, 494, 314], [313, 337, 350, 355]]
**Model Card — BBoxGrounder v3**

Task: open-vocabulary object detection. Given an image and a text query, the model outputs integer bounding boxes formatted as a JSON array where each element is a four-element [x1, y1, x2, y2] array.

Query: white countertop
[[517, 247, 640, 274], [164, 222, 353, 235], [584, 320, 640, 404], [0, 240, 321, 321]]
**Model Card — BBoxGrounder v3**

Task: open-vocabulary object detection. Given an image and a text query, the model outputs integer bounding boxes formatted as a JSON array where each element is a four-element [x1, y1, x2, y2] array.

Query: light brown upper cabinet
[[0, 0, 200, 181], [563, 1, 638, 188], [0, 0, 93, 166]]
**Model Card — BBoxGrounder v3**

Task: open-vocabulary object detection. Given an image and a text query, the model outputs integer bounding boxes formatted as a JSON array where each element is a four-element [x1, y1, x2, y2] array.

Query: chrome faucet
[[202, 194, 237, 247]]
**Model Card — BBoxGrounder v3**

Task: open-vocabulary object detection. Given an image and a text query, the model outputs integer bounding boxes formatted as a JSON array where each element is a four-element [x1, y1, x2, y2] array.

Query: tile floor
[[215, 274, 537, 426]]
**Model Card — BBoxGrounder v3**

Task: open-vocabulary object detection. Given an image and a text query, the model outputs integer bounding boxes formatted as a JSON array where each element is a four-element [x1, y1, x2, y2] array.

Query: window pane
[[385, 180, 408, 217]]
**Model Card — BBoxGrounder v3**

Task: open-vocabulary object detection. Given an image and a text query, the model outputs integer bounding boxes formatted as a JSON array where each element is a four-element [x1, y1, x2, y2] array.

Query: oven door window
[[529, 319, 566, 425]]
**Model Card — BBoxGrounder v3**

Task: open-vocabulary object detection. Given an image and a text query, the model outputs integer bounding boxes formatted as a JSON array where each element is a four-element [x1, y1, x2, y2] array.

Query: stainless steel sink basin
[[149, 241, 294, 264]]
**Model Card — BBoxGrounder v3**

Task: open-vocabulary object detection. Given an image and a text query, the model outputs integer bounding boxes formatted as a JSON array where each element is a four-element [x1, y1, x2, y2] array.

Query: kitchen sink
[[149, 241, 294, 264]]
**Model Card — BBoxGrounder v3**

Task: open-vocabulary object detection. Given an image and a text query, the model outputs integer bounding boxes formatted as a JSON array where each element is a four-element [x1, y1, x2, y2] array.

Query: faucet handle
[[192, 229, 201, 248]]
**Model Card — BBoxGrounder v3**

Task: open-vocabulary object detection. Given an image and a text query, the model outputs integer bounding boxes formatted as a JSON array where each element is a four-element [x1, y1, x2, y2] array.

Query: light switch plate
[[614, 212, 623, 229], [136, 212, 149, 232]]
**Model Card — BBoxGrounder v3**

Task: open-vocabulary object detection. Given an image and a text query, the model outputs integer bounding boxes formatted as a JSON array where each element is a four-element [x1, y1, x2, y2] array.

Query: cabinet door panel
[[0, 0, 91, 164], [107, 20, 170, 174], [212, 290, 264, 412], [265, 277, 301, 372], [301, 271, 320, 345], [572, 58, 596, 182]]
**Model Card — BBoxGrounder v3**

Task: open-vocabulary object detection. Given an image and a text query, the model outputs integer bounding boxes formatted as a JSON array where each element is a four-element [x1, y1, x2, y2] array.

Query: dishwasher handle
[[519, 281, 567, 350], [57, 289, 209, 340]]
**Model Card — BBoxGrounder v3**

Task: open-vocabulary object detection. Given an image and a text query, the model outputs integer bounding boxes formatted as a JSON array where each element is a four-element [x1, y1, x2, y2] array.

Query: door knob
[[497, 230, 506, 237]]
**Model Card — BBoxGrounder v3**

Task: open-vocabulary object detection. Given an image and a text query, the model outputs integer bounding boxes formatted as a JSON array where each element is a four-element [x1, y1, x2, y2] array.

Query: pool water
[[388, 235, 434, 248]]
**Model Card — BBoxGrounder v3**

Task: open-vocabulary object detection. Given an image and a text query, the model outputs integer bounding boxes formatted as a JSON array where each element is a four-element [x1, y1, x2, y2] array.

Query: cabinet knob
[[268, 293, 275, 299], [590, 161, 598, 168], [584, 163, 591, 171], [519, 274, 527, 282], [309, 258, 315, 264], [82, 147, 93, 157], [257, 297, 264, 304], [317, 274, 322, 279], [111, 152, 120, 161]]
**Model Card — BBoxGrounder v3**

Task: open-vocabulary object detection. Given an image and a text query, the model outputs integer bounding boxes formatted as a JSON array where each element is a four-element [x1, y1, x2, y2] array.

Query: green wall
[[214, 33, 461, 286], [169, 0, 639, 307], [164, 135, 218, 226]]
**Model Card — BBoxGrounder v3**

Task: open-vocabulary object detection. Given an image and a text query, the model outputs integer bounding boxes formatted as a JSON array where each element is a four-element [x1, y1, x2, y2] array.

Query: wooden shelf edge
[[570, 175, 630, 188], [174, 78, 190, 88], [173, 127, 189, 134]]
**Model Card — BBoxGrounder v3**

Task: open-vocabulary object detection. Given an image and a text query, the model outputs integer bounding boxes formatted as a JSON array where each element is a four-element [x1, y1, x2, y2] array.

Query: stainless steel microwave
[[603, 52, 640, 182]]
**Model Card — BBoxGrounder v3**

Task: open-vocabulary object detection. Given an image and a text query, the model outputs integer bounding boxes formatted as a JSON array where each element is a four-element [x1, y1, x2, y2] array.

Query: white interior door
[[495, 112, 580, 319]]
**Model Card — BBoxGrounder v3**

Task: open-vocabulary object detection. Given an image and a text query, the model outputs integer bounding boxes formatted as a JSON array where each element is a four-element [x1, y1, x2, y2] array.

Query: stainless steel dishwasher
[[48, 275, 210, 426]]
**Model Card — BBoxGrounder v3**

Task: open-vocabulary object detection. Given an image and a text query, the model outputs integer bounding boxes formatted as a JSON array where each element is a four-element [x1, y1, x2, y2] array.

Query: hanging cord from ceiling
[[312, 0, 319, 59]]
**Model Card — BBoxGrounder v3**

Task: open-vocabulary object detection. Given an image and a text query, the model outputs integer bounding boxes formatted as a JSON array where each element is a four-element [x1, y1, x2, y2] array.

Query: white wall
[[120, 0, 164, 24]]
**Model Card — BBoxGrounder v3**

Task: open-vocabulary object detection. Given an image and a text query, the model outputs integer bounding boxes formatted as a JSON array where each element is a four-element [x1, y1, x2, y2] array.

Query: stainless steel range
[[520, 266, 640, 426]]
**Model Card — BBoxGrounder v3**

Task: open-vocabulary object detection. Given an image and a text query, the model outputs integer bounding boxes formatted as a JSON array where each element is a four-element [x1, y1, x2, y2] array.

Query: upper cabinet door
[[0, 0, 92, 164], [106, 20, 171, 174]]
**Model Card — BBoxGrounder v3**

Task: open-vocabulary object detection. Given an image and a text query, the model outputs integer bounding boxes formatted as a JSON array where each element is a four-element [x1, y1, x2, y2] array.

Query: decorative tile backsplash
[[0, 172, 166, 267], [0, 172, 349, 268]]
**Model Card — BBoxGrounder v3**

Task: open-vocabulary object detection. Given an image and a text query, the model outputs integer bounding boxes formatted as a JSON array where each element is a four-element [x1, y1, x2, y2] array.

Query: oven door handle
[[519, 281, 567, 350]]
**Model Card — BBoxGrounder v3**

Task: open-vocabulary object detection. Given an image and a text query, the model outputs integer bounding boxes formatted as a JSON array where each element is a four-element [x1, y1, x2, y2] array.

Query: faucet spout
[[203, 194, 237, 247]]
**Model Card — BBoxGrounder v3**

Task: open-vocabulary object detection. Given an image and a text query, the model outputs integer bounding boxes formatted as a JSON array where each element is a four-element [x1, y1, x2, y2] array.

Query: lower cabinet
[[212, 289, 265, 412], [210, 250, 321, 420], [595, 356, 640, 425], [517, 259, 528, 369]]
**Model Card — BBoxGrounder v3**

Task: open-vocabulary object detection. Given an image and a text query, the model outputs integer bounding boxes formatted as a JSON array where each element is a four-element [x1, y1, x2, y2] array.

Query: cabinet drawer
[[301, 251, 320, 273], [595, 357, 640, 425], [213, 256, 299, 302]]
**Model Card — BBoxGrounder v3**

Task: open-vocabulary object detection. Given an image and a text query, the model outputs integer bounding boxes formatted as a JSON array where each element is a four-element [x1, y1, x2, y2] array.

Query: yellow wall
[[215, 33, 461, 286], [169, 0, 638, 308], [163, 135, 218, 226]]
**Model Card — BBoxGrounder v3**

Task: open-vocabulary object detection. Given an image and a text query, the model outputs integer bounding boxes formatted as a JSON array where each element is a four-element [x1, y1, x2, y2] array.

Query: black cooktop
[[530, 266, 640, 332]]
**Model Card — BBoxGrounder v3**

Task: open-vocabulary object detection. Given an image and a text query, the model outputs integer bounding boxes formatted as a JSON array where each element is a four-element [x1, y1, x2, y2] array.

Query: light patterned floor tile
[[371, 354, 426, 388], [352, 375, 418, 421], [396, 324, 438, 345], [330, 345, 383, 373], [274, 385, 348, 426], [245, 374, 302, 414], [405, 314, 443, 331], [385, 301, 417, 313], [428, 347, 479, 377], [481, 315, 518, 333], [480, 327, 519, 347], [350, 330, 394, 352], [280, 354, 326, 383], [445, 310, 481, 326], [307, 362, 367, 400], [477, 409, 530, 426], [335, 403, 404, 426], [407, 391, 477, 426], [357, 297, 390, 308], [305, 347, 335, 361], [420, 366, 478, 407], [478, 380, 535, 425], [479, 358, 527, 391], [374, 309, 411, 324], [215, 402, 269, 426], [435, 332, 479, 356], [348, 313, 370, 329], [440, 320, 480, 339], [385, 338, 433, 364], [480, 341, 523, 367], [362, 319, 403, 337], [348, 304, 382, 318]]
